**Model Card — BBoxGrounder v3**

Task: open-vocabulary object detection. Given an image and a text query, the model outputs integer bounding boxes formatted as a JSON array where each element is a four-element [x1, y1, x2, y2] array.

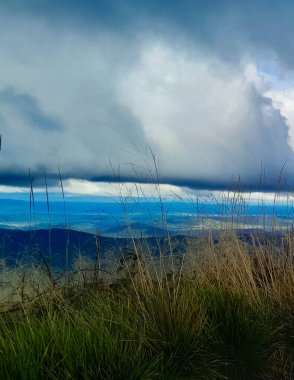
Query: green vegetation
[[0, 231, 293, 379]]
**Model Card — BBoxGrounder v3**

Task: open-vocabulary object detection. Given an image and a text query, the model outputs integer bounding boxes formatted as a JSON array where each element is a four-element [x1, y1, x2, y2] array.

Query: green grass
[[0, 296, 160, 379]]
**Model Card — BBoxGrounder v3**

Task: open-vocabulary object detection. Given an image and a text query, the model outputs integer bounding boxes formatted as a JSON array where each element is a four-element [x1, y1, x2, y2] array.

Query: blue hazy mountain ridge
[[0, 227, 285, 269], [0, 228, 189, 268], [0, 198, 292, 235]]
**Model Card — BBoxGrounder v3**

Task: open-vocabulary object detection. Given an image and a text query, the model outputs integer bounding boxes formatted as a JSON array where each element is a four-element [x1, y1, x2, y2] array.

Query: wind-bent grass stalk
[[28, 169, 36, 232], [42, 170, 56, 287], [58, 167, 69, 273]]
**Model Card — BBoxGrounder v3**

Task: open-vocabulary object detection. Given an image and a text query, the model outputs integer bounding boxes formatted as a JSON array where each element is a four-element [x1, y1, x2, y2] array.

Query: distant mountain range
[[0, 228, 188, 269], [0, 227, 286, 269]]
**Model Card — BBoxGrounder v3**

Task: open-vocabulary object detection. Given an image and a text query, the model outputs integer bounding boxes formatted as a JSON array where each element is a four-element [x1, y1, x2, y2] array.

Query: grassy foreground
[[0, 231, 293, 379]]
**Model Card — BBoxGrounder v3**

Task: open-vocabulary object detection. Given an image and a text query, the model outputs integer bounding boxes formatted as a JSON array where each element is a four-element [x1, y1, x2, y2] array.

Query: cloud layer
[[0, 1, 294, 191]]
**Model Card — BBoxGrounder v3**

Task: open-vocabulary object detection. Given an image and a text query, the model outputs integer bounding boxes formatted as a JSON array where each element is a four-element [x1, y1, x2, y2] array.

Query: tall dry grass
[[0, 226, 292, 378]]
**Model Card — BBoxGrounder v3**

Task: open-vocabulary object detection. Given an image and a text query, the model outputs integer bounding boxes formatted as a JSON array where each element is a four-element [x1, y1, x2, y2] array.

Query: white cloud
[[266, 87, 294, 148], [63, 179, 184, 198], [118, 42, 294, 188]]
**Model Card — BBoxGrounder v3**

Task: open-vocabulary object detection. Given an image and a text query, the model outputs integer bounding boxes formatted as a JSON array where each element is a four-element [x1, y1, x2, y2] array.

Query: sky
[[1, 0, 294, 195]]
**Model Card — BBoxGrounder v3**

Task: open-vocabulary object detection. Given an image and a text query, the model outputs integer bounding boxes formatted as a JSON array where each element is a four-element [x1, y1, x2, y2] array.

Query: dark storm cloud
[[0, 88, 63, 132], [3, 0, 294, 61]]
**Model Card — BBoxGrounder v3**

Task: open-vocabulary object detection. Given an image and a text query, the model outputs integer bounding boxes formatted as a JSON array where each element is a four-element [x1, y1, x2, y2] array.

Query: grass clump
[[198, 287, 278, 379], [0, 295, 160, 380]]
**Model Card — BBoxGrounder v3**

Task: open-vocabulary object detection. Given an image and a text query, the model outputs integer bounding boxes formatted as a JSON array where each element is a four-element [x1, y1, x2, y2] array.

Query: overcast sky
[[1, 0, 294, 193]]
